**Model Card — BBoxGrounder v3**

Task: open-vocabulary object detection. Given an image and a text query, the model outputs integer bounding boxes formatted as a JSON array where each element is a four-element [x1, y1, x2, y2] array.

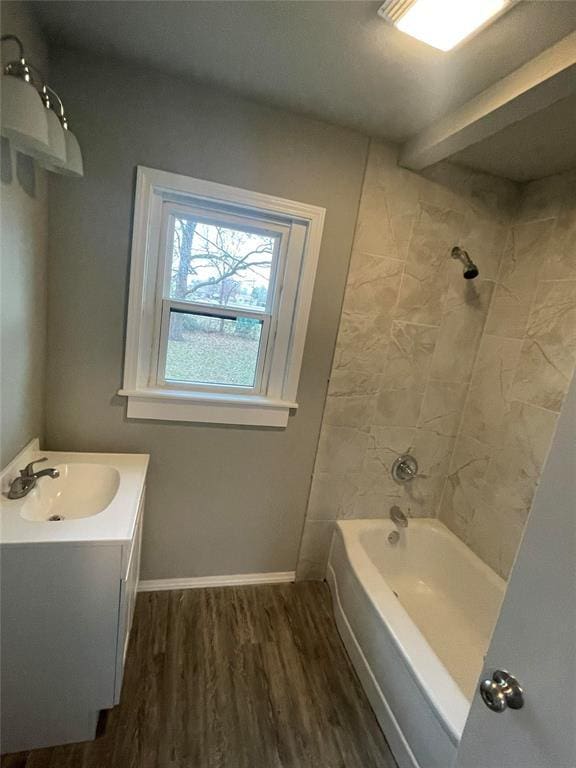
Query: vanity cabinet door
[[114, 490, 145, 704], [0, 543, 122, 752]]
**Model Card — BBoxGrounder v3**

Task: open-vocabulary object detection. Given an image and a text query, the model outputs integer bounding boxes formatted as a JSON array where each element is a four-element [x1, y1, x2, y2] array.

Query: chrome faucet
[[6, 458, 60, 499], [388, 504, 408, 545], [390, 505, 408, 528]]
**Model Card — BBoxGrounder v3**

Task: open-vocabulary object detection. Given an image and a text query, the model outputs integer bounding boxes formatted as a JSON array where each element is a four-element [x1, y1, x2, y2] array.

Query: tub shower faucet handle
[[391, 454, 418, 483]]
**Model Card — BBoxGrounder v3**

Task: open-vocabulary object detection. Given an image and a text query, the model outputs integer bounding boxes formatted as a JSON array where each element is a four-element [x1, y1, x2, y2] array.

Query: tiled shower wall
[[297, 140, 576, 580], [440, 168, 576, 577]]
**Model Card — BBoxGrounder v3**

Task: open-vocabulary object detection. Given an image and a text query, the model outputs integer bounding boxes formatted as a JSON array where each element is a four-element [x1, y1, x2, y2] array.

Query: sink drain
[[48, 514, 65, 521]]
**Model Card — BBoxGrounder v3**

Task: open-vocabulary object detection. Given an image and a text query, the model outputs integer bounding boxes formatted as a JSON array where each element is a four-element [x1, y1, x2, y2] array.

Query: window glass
[[169, 217, 276, 312], [164, 310, 264, 388]]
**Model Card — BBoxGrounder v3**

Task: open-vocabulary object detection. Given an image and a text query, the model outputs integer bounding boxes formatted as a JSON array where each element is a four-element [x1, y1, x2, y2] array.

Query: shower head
[[451, 246, 479, 280]]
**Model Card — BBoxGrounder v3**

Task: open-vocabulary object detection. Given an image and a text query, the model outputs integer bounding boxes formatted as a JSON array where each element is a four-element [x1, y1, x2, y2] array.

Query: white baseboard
[[138, 570, 296, 592]]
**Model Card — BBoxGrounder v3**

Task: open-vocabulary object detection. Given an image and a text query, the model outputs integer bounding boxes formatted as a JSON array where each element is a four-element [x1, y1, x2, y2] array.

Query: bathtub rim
[[330, 517, 506, 745]]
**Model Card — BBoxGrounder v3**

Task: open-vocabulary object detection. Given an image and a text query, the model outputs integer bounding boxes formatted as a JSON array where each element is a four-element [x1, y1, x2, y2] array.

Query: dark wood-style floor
[[2, 582, 397, 768]]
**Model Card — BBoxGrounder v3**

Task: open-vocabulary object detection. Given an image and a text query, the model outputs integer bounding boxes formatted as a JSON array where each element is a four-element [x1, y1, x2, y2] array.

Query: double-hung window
[[120, 167, 325, 427]]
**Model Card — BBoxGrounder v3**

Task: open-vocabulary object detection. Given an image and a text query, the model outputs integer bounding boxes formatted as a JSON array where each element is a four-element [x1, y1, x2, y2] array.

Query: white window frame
[[152, 202, 289, 397], [119, 166, 325, 427]]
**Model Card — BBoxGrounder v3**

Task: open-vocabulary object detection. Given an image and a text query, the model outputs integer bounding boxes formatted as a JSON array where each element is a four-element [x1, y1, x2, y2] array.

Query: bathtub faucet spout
[[390, 505, 408, 528]]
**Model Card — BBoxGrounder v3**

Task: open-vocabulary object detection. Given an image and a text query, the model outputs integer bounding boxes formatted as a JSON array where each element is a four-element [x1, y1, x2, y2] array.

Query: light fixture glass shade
[[47, 127, 83, 177], [62, 129, 83, 177], [34, 108, 67, 167], [1, 74, 50, 156]]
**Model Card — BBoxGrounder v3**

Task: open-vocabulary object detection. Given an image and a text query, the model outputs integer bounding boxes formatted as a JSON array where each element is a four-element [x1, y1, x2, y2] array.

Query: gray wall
[[45, 48, 368, 579], [0, 2, 48, 467]]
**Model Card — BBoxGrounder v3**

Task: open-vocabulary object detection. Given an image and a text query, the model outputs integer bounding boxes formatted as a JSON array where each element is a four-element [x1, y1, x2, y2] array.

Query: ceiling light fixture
[[378, 0, 516, 52]]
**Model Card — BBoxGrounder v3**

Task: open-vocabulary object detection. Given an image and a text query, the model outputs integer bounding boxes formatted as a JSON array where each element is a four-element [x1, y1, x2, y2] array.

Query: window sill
[[117, 388, 298, 427]]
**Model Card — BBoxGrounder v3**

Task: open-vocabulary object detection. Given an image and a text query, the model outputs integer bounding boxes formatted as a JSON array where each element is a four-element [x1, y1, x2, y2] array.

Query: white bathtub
[[326, 518, 505, 768]]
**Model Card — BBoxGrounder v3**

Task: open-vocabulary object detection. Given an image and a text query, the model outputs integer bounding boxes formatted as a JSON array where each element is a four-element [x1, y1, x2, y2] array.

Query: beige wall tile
[[364, 425, 416, 470], [422, 162, 518, 222], [353, 477, 443, 519], [354, 185, 400, 258], [429, 277, 494, 384], [512, 280, 576, 412], [395, 203, 465, 326], [401, 475, 447, 518], [460, 334, 523, 446], [364, 142, 422, 262], [466, 506, 525, 579], [353, 488, 404, 519], [315, 425, 370, 475], [342, 251, 403, 317], [402, 428, 455, 516], [418, 380, 468, 436], [486, 401, 558, 524], [361, 426, 416, 498], [442, 403, 557, 575], [359, 425, 451, 517], [412, 427, 455, 479], [485, 218, 556, 339], [540, 195, 576, 280], [307, 471, 360, 521], [333, 312, 391, 374], [438, 435, 493, 544], [296, 521, 334, 580], [323, 370, 379, 428], [382, 322, 438, 392], [517, 171, 573, 223], [373, 387, 424, 428]]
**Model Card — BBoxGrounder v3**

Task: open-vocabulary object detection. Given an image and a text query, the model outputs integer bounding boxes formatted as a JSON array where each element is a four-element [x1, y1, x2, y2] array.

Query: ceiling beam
[[399, 31, 576, 171]]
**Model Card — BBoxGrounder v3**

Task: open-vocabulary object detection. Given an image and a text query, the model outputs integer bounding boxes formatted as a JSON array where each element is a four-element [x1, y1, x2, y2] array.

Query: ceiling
[[32, 1, 576, 180]]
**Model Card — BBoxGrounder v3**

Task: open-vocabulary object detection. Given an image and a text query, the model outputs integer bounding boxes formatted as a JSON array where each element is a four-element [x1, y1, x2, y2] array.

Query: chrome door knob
[[480, 670, 524, 713]]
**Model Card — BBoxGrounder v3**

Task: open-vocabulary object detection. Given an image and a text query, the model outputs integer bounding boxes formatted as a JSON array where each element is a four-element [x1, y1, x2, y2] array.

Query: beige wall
[[0, 2, 48, 467], [45, 48, 368, 579], [297, 140, 576, 580]]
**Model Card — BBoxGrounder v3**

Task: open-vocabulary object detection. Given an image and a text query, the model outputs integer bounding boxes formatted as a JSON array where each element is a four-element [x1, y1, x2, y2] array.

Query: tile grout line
[[508, 397, 562, 417]]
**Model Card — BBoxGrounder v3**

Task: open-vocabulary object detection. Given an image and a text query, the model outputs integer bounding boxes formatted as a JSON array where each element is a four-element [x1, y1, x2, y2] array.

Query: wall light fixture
[[1, 34, 83, 177], [1, 34, 50, 157]]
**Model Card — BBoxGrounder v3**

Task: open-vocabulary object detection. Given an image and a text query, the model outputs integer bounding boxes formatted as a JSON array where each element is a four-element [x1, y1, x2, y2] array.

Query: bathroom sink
[[1, 445, 148, 545], [20, 463, 121, 522]]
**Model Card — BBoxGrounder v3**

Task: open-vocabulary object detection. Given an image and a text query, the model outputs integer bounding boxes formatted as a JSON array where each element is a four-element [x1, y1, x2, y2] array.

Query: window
[[119, 167, 325, 426]]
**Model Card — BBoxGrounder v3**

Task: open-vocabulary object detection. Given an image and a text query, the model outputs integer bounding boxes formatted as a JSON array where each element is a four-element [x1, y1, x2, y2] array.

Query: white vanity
[[0, 440, 149, 753]]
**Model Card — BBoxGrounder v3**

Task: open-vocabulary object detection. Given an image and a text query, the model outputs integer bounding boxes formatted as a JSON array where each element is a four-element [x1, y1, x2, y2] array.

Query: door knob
[[480, 670, 524, 713]]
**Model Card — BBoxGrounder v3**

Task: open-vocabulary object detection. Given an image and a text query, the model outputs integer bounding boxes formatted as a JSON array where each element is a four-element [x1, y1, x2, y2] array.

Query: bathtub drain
[[48, 514, 65, 521]]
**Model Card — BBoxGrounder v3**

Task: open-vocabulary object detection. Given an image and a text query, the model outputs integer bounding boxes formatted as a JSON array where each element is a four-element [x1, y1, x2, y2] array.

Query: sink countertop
[[0, 444, 149, 547]]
